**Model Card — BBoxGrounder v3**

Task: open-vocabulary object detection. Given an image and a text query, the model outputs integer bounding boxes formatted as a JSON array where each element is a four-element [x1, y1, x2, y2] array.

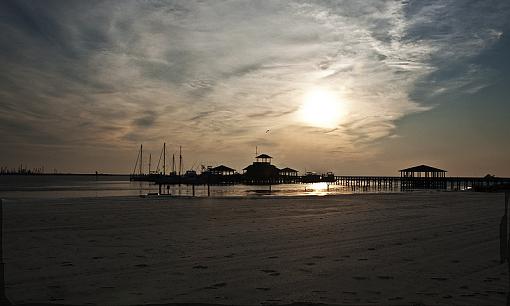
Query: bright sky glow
[[299, 89, 346, 129]]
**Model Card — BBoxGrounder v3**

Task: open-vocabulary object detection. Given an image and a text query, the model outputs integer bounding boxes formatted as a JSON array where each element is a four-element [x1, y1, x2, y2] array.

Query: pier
[[334, 176, 510, 191], [130, 148, 510, 194], [148, 175, 510, 197]]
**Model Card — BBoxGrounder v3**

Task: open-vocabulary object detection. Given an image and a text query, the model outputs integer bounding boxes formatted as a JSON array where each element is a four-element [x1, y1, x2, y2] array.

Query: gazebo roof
[[399, 165, 447, 173], [280, 167, 298, 173], [210, 165, 236, 172], [256, 154, 272, 159]]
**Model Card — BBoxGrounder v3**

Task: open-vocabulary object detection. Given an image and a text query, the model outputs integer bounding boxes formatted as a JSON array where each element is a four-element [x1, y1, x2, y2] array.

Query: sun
[[299, 88, 345, 129]]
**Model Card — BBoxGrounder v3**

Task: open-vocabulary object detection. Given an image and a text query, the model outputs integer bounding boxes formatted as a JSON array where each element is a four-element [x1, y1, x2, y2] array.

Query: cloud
[[0, 0, 508, 172]]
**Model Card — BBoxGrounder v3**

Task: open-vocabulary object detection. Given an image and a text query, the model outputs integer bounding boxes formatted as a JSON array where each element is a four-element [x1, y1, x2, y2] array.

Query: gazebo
[[279, 167, 298, 177], [399, 164, 447, 189], [243, 153, 280, 184], [255, 154, 272, 164], [399, 165, 447, 178], [209, 165, 236, 176]]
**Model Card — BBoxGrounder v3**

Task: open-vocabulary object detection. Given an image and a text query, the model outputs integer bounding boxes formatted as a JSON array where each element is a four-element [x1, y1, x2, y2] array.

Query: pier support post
[[192, 184, 195, 197]]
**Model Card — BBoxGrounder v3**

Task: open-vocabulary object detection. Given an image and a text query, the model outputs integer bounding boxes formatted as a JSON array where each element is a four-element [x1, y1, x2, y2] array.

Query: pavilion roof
[[280, 167, 298, 173], [210, 165, 236, 172], [256, 154, 272, 159], [399, 165, 447, 172]]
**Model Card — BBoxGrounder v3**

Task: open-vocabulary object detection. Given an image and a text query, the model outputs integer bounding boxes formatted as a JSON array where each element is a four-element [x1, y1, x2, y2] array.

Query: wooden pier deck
[[334, 176, 510, 190], [142, 173, 510, 192]]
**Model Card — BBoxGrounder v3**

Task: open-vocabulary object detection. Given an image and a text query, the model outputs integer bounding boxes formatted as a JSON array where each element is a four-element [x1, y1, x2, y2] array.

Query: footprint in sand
[[193, 265, 208, 269], [353, 276, 368, 280], [388, 296, 403, 301], [305, 262, 316, 266], [261, 269, 280, 276], [377, 276, 394, 280], [430, 277, 448, 281], [204, 282, 227, 290], [266, 299, 282, 303], [134, 264, 148, 268], [256, 287, 270, 291], [49, 297, 64, 301]]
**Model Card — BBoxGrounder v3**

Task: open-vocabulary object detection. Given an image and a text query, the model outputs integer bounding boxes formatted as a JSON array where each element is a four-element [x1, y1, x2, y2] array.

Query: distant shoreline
[[0, 173, 130, 177]]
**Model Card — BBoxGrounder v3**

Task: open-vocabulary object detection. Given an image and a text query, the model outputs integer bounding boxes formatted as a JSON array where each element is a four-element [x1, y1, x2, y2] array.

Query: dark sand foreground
[[2, 192, 508, 305]]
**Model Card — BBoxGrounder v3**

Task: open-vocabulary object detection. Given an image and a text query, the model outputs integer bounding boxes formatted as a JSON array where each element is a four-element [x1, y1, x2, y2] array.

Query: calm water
[[0, 175, 401, 199]]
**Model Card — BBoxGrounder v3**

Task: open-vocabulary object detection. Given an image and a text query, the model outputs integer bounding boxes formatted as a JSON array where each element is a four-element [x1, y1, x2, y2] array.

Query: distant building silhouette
[[400, 164, 447, 189], [209, 165, 237, 176], [243, 154, 280, 184], [279, 167, 299, 177]]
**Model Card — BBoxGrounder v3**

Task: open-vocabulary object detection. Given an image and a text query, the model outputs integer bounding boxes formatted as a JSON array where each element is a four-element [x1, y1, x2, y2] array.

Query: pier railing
[[334, 176, 510, 190]]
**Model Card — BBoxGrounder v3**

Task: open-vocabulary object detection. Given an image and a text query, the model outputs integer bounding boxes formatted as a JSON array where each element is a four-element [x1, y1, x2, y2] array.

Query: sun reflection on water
[[304, 182, 331, 196]]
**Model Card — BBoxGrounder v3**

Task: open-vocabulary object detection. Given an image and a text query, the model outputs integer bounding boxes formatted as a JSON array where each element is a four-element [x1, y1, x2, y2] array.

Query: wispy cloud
[[0, 0, 508, 172]]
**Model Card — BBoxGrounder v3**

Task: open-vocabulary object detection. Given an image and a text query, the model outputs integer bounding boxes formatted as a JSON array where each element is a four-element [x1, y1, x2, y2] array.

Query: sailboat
[[130, 144, 146, 181]]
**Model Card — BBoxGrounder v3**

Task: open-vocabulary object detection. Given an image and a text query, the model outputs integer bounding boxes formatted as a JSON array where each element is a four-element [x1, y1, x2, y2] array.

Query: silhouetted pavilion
[[255, 154, 272, 163], [279, 167, 298, 177], [399, 165, 446, 178], [209, 165, 236, 176], [399, 164, 447, 189], [243, 153, 280, 184]]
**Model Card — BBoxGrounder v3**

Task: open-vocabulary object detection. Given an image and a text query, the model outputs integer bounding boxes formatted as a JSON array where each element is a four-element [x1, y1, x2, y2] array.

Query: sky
[[1, 0, 509, 176]]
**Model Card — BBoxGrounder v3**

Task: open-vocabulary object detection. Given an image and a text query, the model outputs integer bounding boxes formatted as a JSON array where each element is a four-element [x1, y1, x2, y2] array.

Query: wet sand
[[2, 192, 508, 305]]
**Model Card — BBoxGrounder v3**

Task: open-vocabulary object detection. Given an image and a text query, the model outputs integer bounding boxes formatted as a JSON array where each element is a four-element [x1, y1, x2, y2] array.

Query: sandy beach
[[2, 192, 508, 305]]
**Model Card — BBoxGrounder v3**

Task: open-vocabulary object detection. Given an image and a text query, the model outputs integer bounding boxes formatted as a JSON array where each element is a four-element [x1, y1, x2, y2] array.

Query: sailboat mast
[[179, 146, 182, 176], [139, 144, 143, 175], [132, 146, 140, 176], [163, 142, 166, 175]]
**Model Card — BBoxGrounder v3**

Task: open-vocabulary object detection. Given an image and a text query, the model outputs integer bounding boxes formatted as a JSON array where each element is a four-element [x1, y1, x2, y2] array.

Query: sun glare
[[299, 89, 345, 129]]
